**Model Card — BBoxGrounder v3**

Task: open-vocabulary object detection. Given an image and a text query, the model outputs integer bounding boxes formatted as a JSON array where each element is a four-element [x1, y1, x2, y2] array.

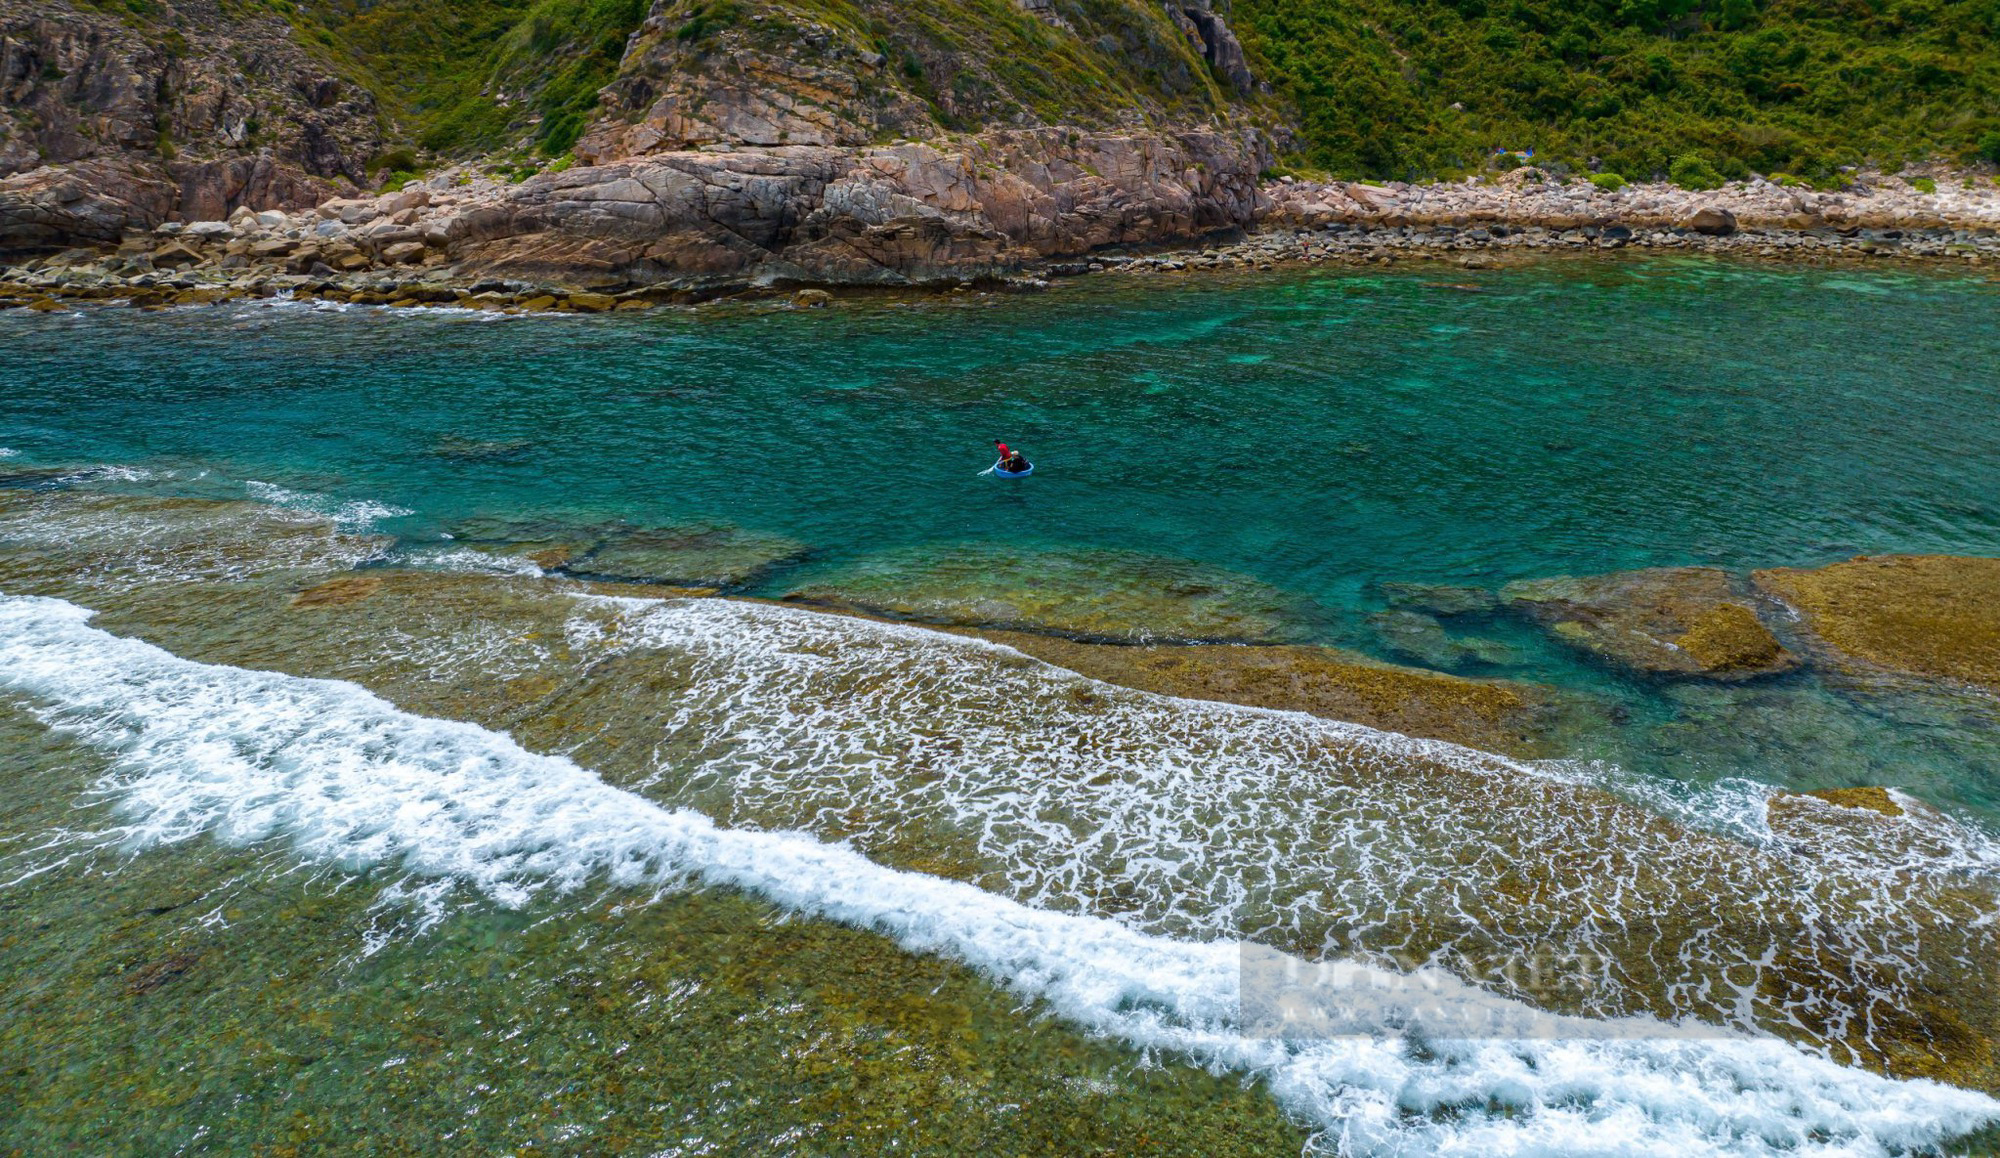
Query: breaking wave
[[0, 591, 1995, 1156]]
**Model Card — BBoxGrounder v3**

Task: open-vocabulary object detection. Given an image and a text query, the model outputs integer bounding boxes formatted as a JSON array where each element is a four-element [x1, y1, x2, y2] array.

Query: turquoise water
[[8, 257, 2000, 1155], [7, 261, 2000, 594], [7, 258, 2000, 811]]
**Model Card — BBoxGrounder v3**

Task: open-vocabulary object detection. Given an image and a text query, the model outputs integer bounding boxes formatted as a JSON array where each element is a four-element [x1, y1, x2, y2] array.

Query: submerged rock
[[783, 546, 1308, 643], [443, 516, 807, 587], [1377, 581, 1499, 617], [428, 436, 536, 463], [1502, 566, 1799, 680], [1754, 555, 2000, 693], [1368, 609, 1519, 670], [290, 575, 384, 607], [564, 526, 807, 588]]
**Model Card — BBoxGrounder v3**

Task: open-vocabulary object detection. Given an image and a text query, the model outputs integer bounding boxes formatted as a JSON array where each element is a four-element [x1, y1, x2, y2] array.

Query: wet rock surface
[[1754, 554, 2000, 693], [1502, 566, 1800, 680], [5, 488, 2000, 1097], [957, 628, 1575, 758]]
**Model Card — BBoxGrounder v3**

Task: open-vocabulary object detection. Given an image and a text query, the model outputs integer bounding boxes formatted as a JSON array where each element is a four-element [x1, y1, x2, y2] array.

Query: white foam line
[[0, 592, 1993, 1156], [243, 481, 411, 533]]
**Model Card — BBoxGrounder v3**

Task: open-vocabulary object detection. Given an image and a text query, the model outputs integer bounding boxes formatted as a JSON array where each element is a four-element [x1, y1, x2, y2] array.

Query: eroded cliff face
[[1, 0, 380, 179], [0, 0, 382, 240]]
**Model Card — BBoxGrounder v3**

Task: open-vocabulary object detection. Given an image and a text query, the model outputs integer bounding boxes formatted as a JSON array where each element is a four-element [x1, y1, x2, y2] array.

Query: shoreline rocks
[[4, 151, 1996, 304]]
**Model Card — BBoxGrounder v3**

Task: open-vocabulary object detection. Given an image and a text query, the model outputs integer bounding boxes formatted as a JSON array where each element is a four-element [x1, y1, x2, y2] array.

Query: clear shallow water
[[7, 259, 2000, 1153], [7, 258, 2000, 811], [5, 260, 2000, 590]]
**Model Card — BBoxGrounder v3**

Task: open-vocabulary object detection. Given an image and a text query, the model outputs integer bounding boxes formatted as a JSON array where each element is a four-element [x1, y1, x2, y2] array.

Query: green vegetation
[[79, 0, 2000, 184], [1231, 0, 2000, 180], [1669, 152, 1724, 189], [1589, 171, 1627, 190], [297, 0, 646, 158], [1911, 175, 1938, 192]]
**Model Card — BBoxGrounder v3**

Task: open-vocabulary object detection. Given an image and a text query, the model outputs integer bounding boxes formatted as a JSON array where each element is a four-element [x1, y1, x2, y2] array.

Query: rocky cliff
[[0, 0, 382, 235], [0, 0, 1276, 281]]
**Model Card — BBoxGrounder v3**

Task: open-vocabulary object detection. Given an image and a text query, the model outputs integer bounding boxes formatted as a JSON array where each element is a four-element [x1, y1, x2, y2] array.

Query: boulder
[[185, 220, 236, 239], [0, 158, 178, 250], [794, 288, 834, 307], [380, 240, 426, 264], [150, 240, 206, 268], [454, 127, 1269, 286], [1686, 206, 1739, 236], [564, 291, 618, 312], [1502, 566, 1799, 679]]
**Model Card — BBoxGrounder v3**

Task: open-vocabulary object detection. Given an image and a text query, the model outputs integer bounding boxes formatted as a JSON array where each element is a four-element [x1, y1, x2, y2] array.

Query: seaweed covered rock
[[1753, 555, 2000, 693], [1502, 566, 1798, 680], [963, 630, 1572, 757], [783, 545, 1307, 643]]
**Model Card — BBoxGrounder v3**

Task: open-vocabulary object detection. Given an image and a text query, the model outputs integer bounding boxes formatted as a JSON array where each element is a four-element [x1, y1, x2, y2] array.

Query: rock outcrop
[[1753, 555, 2000, 693], [460, 129, 1267, 285], [1503, 566, 1800, 680]]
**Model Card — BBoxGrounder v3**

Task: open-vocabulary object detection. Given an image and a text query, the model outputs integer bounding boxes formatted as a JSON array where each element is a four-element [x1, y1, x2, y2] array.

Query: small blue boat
[[992, 460, 1034, 478]]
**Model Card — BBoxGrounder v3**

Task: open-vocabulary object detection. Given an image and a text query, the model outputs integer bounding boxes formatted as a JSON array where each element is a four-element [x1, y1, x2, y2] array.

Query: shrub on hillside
[[1589, 172, 1626, 191], [1668, 153, 1724, 191]]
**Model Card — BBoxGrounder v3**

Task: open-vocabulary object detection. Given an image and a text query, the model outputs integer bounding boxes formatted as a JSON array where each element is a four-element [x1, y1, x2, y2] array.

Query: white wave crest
[[0, 448, 18, 459], [244, 481, 412, 533], [0, 591, 1993, 1156], [392, 544, 548, 579]]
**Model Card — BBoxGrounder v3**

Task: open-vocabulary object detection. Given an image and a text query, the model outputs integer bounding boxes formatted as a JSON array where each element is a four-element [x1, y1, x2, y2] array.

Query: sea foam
[[244, 480, 412, 533], [0, 591, 1994, 1156], [552, 596, 2000, 1059]]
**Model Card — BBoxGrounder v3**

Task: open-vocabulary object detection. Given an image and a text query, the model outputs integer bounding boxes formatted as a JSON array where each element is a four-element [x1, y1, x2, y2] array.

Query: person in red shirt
[[993, 440, 1028, 472]]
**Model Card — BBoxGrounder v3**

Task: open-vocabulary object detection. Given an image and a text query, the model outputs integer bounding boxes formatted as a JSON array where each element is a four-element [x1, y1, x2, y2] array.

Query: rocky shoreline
[[3, 160, 1997, 312]]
